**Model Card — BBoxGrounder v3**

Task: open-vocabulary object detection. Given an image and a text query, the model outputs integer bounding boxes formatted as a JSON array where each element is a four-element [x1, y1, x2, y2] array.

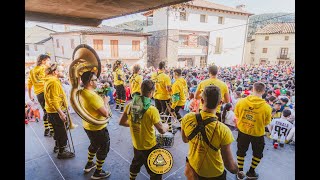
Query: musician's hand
[[29, 95, 35, 102], [162, 123, 169, 132], [170, 108, 175, 112], [59, 112, 67, 122]]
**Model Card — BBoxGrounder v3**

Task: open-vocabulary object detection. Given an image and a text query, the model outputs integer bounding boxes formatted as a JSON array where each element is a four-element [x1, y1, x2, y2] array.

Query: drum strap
[[187, 114, 219, 151]]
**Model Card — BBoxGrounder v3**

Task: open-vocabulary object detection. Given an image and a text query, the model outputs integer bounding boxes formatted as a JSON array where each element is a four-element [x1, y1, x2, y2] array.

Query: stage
[[25, 105, 295, 180]]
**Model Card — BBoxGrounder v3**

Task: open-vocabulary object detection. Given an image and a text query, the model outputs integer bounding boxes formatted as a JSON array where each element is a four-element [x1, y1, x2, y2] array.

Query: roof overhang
[[25, 0, 191, 26]]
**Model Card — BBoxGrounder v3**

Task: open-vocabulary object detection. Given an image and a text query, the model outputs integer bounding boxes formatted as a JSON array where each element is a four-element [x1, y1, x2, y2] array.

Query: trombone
[[63, 100, 76, 154]]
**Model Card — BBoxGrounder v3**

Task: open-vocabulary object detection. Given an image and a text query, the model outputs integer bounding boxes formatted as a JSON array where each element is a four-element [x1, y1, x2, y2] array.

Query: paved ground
[[25, 102, 295, 180]]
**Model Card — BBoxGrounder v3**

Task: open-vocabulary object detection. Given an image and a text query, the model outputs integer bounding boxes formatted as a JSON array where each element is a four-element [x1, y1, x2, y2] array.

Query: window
[[285, 36, 289, 41], [262, 48, 268, 53], [180, 12, 187, 21], [132, 40, 140, 51], [56, 39, 60, 48], [260, 59, 268, 65], [25, 45, 29, 51], [62, 46, 64, 55], [218, 16, 224, 24], [179, 35, 189, 46], [34, 45, 38, 51], [200, 14, 207, 23], [215, 37, 223, 54], [200, 56, 207, 68], [111, 40, 119, 58], [265, 36, 269, 40], [93, 39, 103, 51], [280, 48, 288, 58], [197, 36, 208, 46], [70, 39, 75, 49]]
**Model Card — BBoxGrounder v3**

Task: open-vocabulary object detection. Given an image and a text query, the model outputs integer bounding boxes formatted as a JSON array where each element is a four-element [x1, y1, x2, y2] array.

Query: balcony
[[277, 55, 290, 60], [178, 46, 208, 56]]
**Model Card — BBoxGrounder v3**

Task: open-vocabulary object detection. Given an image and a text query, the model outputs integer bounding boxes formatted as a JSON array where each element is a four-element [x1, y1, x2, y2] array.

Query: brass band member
[[27, 54, 54, 136], [181, 85, 238, 180], [234, 82, 272, 179], [44, 64, 74, 159], [151, 61, 172, 114], [129, 64, 143, 97], [195, 65, 230, 122], [170, 68, 188, 122], [119, 80, 169, 180], [113, 60, 126, 113], [80, 71, 112, 179]]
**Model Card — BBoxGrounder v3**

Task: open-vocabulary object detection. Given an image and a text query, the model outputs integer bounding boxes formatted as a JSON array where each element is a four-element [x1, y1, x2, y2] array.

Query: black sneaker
[[91, 169, 111, 179], [50, 131, 54, 137], [44, 129, 50, 137], [120, 108, 124, 114], [115, 105, 120, 110], [53, 146, 59, 153], [36, 118, 39, 122], [246, 171, 259, 179], [84, 162, 96, 173], [57, 149, 75, 159]]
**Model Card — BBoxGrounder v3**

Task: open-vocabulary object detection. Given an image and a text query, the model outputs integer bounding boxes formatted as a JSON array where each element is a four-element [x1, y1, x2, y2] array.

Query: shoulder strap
[[187, 114, 219, 151]]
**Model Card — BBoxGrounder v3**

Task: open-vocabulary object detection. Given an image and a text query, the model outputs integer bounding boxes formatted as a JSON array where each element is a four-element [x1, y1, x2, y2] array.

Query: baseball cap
[[275, 100, 282, 105], [274, 89, 280, 96]]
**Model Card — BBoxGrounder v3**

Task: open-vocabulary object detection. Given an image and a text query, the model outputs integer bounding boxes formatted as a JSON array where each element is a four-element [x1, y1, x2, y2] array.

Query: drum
[[156, 131, 174, 148]]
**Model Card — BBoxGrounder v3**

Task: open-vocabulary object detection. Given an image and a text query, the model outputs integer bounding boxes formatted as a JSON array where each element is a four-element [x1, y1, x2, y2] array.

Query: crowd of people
[[25, 52, 295, 180]]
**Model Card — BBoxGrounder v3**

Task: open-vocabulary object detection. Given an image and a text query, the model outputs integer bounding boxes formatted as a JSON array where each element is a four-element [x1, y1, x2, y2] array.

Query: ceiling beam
[[25, 11, 102, 27]]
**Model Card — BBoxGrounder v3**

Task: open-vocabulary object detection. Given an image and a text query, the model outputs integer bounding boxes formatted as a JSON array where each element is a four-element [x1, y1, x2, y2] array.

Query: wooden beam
[[25, 11, 102, 27]]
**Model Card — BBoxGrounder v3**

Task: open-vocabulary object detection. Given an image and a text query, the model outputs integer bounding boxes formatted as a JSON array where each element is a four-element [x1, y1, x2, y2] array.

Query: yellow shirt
[[129, 73, 143, 95], [125, 103, 161, 150], [181, 111, 234, 177], [196, 78, 228, 113], [27, 65, 48, 95], [44, 76, 67, 113], [113, 68, 124, 86], [234, 95, 272, 136], [171, 77, 188, 109], [151, 70, 171, 100], [79, 89, 108, 131]]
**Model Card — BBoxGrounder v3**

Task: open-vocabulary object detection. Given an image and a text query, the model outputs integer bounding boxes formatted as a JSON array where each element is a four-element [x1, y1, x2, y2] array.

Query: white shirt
[[270, 118, 293, 139], [223, 111, 236, 127]]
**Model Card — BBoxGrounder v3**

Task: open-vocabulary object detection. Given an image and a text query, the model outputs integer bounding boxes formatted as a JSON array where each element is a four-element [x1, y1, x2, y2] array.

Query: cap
[[275, 100, 282, 105]]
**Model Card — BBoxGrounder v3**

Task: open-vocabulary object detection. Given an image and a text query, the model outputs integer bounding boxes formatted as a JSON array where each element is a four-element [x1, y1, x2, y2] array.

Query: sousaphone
[[69, 44, 111, 125]]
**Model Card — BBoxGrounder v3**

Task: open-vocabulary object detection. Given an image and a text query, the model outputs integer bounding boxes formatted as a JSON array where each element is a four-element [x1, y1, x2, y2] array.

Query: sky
[[25, 0, 295, 30]]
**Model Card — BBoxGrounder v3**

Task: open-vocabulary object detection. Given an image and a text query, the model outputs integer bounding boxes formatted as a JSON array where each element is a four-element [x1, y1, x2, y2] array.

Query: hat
[[280, 97, 289, 103], [275, 100, 282, 105], [280, 88, 287, 95], [274, 89, 280, 96]]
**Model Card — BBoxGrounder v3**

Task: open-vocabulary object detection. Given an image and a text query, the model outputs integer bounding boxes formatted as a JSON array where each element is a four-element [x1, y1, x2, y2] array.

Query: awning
[[25, 0, 191, 26]]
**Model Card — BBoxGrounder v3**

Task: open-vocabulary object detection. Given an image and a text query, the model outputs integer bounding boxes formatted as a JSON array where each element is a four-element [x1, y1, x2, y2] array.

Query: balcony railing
[[277, 55, 289, 59]]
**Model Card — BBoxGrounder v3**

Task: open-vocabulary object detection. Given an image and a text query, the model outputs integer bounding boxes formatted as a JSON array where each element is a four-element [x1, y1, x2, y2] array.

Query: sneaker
[[115, 105, 120, 110], [44, 129, 50, 136], [237, 171, 246, 180], [84, 162, 96, 173], [50, 131, 54, 137], [120, 108, 124, 114], [91, 169, 111, 179], [57, 149, 75, 159], [36, 118, 39, 122], [246, 171, 259, 179], [53, 146, 59, 153]]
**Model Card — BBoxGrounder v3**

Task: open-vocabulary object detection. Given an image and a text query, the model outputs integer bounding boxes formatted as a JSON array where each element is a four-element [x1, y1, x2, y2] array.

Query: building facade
[[144, 0, 252, 68], [244, 22, 295, 65], [51, 26, 150, 67], [25, 25, 56, 66]]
